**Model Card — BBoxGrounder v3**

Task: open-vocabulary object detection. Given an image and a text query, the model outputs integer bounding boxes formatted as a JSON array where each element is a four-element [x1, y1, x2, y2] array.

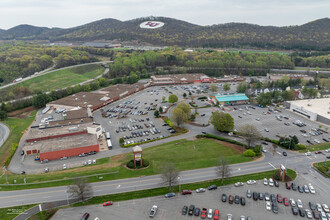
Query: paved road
[[0, 148, 329, 208], [0, 122, 9, 147]]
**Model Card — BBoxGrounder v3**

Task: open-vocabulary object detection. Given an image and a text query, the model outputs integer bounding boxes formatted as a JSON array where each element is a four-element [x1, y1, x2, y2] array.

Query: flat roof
[[66, 109, 89, 120], [27, 122, 93, 139], [151, 73, 207, 83], [49, 92, 109, 109], [34, 133, 97, 153], [214, 93, 249, 102], [288, 98, 330, 119], [98, 82, 146, 97]]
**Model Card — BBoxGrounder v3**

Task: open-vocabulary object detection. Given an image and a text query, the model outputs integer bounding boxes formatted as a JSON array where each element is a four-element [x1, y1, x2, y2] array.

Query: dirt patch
[[111, 154, 129, 167], [7, 106, 35, 119], [207, 138, 245, 154]]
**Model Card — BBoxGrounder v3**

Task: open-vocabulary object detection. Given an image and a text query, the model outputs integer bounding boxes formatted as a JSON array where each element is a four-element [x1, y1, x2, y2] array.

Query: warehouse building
[[285, 98, 330, 125]]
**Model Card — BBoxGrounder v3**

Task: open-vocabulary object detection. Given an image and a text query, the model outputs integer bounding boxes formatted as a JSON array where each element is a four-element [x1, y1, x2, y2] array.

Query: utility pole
[[3, 166, 8, 185], [193, 145, 195, 161]]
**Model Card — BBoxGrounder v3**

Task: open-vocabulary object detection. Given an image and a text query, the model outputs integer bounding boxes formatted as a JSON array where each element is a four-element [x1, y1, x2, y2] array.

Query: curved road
[[0, 147, 329, 208], [0, 122, 9, 147]]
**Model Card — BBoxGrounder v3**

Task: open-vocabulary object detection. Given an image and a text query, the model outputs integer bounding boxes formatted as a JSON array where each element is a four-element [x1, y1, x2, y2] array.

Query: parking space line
[[268, 162, 276, 169]]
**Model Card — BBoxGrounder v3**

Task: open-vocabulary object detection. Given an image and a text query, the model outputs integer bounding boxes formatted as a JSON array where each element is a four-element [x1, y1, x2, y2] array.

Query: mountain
[[0, 17, 329, 50]]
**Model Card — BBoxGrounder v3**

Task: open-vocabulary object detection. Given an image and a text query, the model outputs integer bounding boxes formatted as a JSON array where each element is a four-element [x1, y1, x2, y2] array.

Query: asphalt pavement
[[0, 122, 9, 147]]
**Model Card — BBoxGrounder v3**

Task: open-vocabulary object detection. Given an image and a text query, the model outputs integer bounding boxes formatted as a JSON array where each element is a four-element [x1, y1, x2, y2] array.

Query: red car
[[201, 208, 207, 219], [286, 182, 291, 190], [213, 209, 220, 220], [283, 197, 289, 206], [182, 190, 192, 195], [277, 194, 283, 203], [103, 201, 113, 206], [315, 151, 322, 154]]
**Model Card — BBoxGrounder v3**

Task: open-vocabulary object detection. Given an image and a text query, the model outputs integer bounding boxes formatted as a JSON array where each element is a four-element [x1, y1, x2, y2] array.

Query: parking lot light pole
[[66, 190, 69, 205], [178, 176, 181, 193]]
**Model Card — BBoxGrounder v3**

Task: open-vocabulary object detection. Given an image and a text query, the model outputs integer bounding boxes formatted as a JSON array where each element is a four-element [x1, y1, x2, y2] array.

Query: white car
[[305, 209, 313, 219], [234, 182, 244, 187], [94, 218, 100, 220], [308, 183, 316, 194], [263, 178, 268, 185], [240, 216, 246, 220], [290, 198, 296, 207], [63, 164, 67, 169], [264, 128, 269, 132], [325, 149, 330, 153], [196, 188, 206, 193], [322, 204, 329, 212], [227, 214, 233, 220], [305, 151, 311, 156], [247, 180, 257, 185], [207, 208, 213, 219], [266, 201, 271, 211], [269, 178, 274, 187], [88, 159, 92, 165], [320, 211, 327, 220], [317, 203, 323, 212], [297, 199, 303, 208], [314, 139, 320, 144]]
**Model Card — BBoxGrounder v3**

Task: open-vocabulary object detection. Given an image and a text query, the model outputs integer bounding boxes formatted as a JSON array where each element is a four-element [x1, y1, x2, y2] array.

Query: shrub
[[197, 96, 207, 100], [253, 145, 262, 156], [190, 114, 196, 120], [204, 134, 249, 148], [126, 159, 149, 169], [243, 150, 256, 157], [295, 144, 307, 150], [196, 134, 204, 138]]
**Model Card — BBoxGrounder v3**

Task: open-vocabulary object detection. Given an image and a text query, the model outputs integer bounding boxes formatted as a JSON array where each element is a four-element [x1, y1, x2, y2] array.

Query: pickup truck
[[149, 205, 158, 218]]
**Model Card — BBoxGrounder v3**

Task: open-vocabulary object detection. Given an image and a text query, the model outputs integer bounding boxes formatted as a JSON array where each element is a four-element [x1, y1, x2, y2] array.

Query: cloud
[[0, 0, 329, 29]]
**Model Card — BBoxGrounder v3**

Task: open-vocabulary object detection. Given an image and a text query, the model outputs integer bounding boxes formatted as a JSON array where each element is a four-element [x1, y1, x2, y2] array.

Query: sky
[[0, 0, 329, 30]]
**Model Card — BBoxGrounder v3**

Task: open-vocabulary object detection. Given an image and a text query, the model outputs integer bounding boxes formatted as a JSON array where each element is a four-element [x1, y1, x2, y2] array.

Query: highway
[[0, 148, 328, 208], [0, 122, 9, 147]]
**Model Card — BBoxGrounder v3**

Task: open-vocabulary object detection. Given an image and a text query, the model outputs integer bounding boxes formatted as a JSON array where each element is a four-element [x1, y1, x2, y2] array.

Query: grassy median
[[0, 138, 253, 190]]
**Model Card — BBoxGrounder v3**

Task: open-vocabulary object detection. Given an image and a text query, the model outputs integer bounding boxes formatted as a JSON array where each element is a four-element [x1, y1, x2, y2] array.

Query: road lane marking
[[268, 163, 276, 169]]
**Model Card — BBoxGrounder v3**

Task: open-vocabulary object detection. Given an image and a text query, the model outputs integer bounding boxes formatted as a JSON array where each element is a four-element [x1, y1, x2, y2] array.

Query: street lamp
[[66, 190, 69, 205], [178, 176, 181, 194]]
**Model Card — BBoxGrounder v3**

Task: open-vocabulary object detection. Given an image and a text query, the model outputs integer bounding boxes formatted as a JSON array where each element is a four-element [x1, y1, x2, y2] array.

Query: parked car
[[274, 180, 279, 187], [292, 207, 299, 215], [308, 183, 316, 194], [227, 214, 233, 220], [234, 182, 244, 187], [277, 194, 283, 203], [303, 185, 310, 193], [290, 198, 296, 207], [309, 202, 316, 211], [283, 197, 289, 206], [208, 185, 217, 190], [196, 188, 206, 193], [240, 197, 246, 206], [291, 183, 297, 191], [316, 203, 322, 212], [298, 208, 305, 217], [149, 205, 158, 218], [263, 178, 268, 185], [286, 182, 291, 190], [103, 201, 113, 206], [312, 210, 320, 219], [269, 178, 274, 186], [234, 195, 240, 204], [246, 189, 251, 198], [165, 192, 175, 198], [229, 195, 234, 204], [207, 209, 213, 219], [81, 213, 90, 220], [264, 192, 270, 201], [194, 208, 200, 216], [283, 151, 287, 156], [253, 192, 258, 201], [182, 190, 192, 195], [272, 203, 279, 214], [188, 205, 195, 215], [213, 209, 220, 220], [201, 208, 207, 219], [247, 180, 256, 185], [221, 193, 227, 202], [322, 204, 329, 212], [182, 206, 188, 215], [297, 199, 303, 208], [305, 209, 313, 219], [298, 185, 304, 193], [266, 201, 271, 210]]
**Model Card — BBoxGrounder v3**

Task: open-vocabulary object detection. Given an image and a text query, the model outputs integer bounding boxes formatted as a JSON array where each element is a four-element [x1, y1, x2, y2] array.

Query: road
[[0, 148, 329, 208], [0, 122, 9, 147]]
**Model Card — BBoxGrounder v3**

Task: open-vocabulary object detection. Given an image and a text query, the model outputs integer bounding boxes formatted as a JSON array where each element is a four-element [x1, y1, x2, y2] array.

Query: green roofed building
[[211, 93, 249, 105]]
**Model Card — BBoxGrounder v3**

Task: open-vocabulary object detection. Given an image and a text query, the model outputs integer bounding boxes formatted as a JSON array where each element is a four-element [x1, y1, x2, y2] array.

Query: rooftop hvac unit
[[83, 95, 86, 98], [84, 102, 87, 104]]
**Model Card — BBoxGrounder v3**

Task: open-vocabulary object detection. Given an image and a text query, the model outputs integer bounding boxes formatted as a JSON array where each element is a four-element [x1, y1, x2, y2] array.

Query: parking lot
[[51, 177, 329, 220]]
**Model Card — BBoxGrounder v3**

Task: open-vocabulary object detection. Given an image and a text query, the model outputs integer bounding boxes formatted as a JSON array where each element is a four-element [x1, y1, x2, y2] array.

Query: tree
[[0, 110, 7, 121], [32, 93, 51, 108], [238, 124, 261, 147], [160, 162, 179, 191], [162, 96, 166, 102], [223, 83, 231, 91], [210, 83, 218, 93], [209, 111, 234, 132], [170, 107, 188, 127], [67, 177, 93, 203], [183, 93, 187, 98], [159, 106, 163, 113], [216, 156, 230, 183], [168, 94, 178, 103], [154, 110, 160, 118], [176, 102, 191, 118], [119, 137, 124, 145], [236, 82, 248, 93]]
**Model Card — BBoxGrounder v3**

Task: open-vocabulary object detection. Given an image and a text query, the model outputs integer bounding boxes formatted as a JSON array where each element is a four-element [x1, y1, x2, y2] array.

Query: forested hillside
[[0, 17, 329, 50], [0, 43, 99, 84]]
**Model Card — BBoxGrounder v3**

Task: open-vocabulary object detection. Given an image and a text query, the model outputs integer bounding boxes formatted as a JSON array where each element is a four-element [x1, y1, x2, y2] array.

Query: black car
[[300, 130, 307, 133], [283, 151, 287, 156], [182, 206, 188, 215], [307, 140, 312, 144], [323, 138, 329, 142], [234, 195, 240, 204], [298, 185, 303, 193], [21, 171, 26, 175], [221, 193, 227, 202], [194, 208, 200, 216], [270, 194, 276, 203], [272, 203, 279, 214], [292, 207, 298, 215], [291, 183, 297, 191], [309, 202, 316, 211], [240, 197, 246, 206], [253, 192, 258, 201], [298, 208, 305, 217], [259, 192, 264, 200], [208, 185, 217, 190], [188, 205, 195, 215], [81, 212, 90, 220]]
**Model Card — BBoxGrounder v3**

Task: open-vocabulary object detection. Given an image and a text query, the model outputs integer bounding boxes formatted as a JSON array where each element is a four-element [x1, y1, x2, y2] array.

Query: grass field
[[0, 111, 37, 166], [313, 161, 330, 178], [299, 142, 330, 153], [10, 64, 104, 92], [0, 138, 253, 190]]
